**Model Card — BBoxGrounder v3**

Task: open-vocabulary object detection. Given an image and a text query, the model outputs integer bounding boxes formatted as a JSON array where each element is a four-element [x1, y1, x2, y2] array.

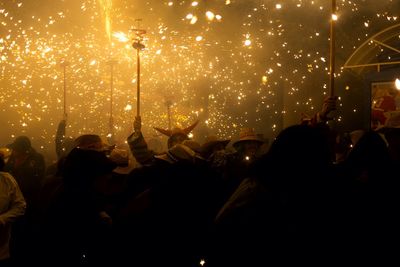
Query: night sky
[[1, 0, 399, 160]]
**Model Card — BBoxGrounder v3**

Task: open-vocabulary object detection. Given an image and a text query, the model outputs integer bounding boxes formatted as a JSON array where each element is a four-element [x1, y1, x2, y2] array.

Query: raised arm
[[127, 116, 155, 165]]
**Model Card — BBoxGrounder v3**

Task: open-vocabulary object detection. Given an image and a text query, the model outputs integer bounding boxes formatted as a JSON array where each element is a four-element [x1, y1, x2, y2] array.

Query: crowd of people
[[0, 96, 399, 266]]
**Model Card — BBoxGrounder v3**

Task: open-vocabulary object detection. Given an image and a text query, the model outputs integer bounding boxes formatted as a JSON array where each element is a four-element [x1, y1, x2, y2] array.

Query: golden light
[[206, 11, 215, 21], [124, 104, 132, 111], [190, 16, 198, 24], [113, 31, 129, 42], [332, 14, 338, 21], [262, 76, 268, 84], [395, 78, 400, 90], [1, 0, 394, 156], [98, 0, 113, 41], [199, 259, 206, 266]]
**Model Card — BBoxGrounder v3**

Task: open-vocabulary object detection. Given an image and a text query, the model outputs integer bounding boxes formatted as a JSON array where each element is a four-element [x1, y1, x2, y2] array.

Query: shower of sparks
[[98, 0, 113, 42], [0, 0, 399, 159]]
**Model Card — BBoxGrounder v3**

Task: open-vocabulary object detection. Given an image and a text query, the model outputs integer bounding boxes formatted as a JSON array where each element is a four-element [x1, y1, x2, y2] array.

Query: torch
[[132, 19, 146, 117]]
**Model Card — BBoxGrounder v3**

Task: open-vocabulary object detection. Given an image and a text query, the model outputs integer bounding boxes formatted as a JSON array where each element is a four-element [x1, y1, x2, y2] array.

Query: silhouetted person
[[4, 135, 45, 265], [0, 155, 26, 266], [212, 125, 335, 266]]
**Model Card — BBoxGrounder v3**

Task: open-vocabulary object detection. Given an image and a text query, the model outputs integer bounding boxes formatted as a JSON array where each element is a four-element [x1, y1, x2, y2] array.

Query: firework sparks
[[0, 0, 399, 159]]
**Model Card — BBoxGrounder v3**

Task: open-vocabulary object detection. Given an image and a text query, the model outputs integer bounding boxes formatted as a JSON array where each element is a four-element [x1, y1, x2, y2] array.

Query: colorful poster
[[371, 81, 400, 130]]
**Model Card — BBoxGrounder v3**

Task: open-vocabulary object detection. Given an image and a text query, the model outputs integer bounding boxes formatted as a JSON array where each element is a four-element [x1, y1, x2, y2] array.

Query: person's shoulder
[[0, 171, 19, 186]]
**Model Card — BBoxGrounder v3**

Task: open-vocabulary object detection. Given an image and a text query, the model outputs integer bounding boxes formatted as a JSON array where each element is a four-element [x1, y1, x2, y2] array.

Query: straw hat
[[233, 128, 264, 149]]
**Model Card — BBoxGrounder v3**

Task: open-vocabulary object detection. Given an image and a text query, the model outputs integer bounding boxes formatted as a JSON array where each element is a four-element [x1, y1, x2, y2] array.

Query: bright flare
[[395, 78, 400, 90]]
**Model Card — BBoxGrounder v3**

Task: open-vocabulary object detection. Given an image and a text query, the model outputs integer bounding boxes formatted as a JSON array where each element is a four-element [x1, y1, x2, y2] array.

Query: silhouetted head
[[256, 125, 332, 188], [62, 147, 117, 188], [7, 136, 32, 156]]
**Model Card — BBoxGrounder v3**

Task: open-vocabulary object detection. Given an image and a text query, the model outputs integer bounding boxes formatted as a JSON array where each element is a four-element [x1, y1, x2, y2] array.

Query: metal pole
[[329, 0, 336, 97], [106, 59, 117, 143], [63, 64, 66, 116], [110, 62, 114, 137], [132, 19, 146, 117], [60, 60, 69, 117], [137, 48, 140, 117], [166, 101, 172, 130]]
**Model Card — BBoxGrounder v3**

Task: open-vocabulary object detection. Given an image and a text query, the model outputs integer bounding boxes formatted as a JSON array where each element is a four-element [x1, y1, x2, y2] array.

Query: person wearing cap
[[0, 155, 26, 266], [127, 116, 199, 166]]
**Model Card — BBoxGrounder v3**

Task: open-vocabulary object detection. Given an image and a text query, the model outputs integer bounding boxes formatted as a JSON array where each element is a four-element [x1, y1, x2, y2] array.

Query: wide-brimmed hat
[[154, 120, 199, 137], [7, 136, 32, 152], [233, 128, 264, 149], [62, 147, 117, 179], [74, 134, 115, 152], [154, 144, 197, 164], [109, 148, 136, 175], [201, 135, 230, 155]]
